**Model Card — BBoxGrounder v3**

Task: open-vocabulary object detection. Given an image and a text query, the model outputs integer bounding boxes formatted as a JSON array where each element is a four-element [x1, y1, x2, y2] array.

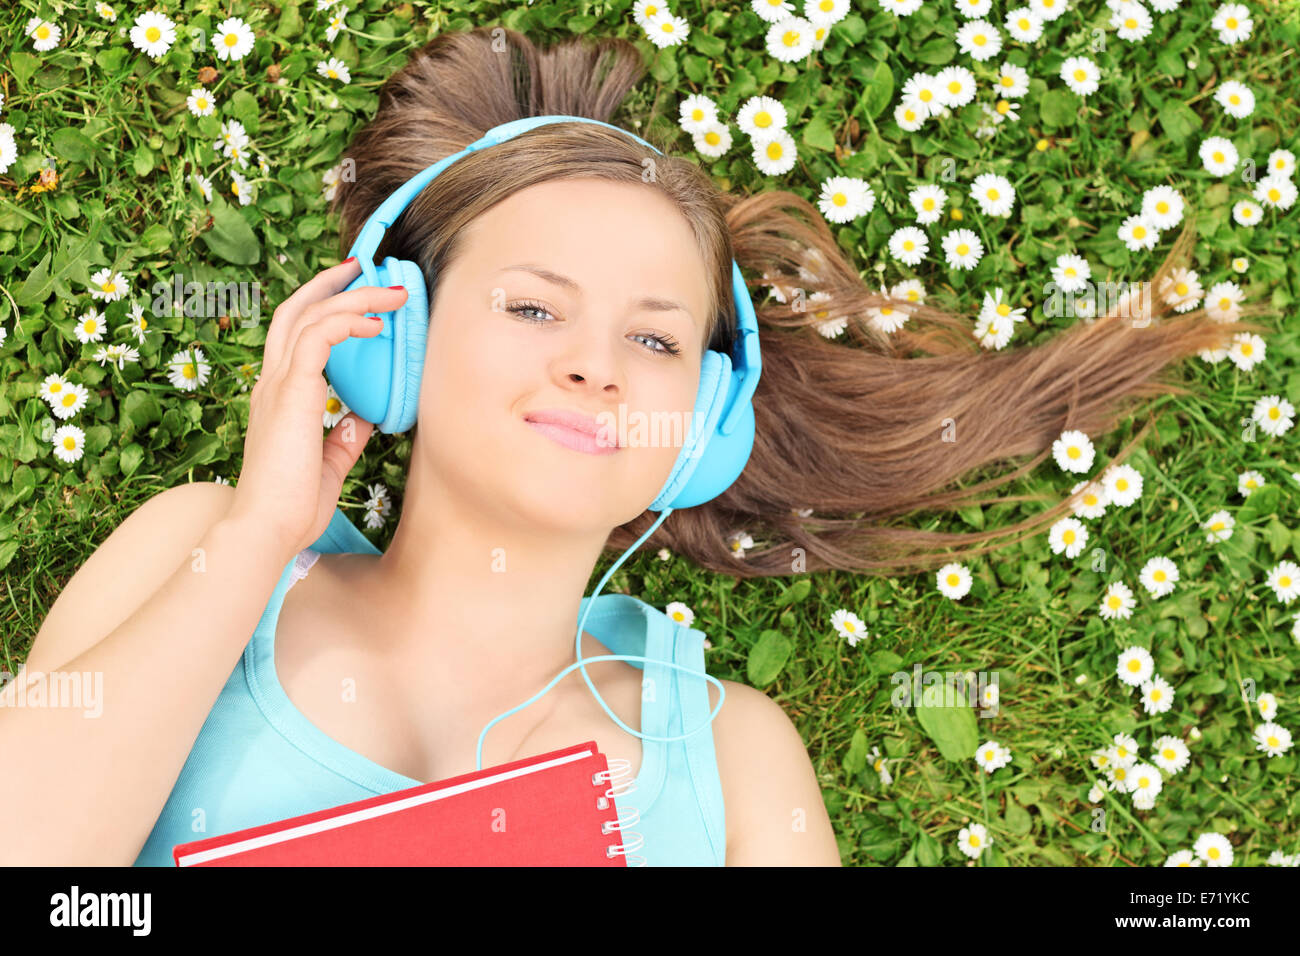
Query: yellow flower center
[[904, 240, 914, 250], [38, 25, 51, 39], [947, 573, 959, 586], [782, 29, 801, 46], [1229, 94, 1240, 105], [1018, 18, 1029, 29], [1125, 18, 1136, 28], [1116, 479, 1128, 491], [1209, 846, 1221, 859], [146, 26, 161, 42], [326, 397, 341, 413], [1156, 201, 1169, 213], [1175, 282, 1189, 295], [183, 363, 196, 379], [1268, 407, 1279, 419], [1074, 69, 1087, 82], [1134, 226, 1146, 238], [1064, 529, 1075, 544], [1213, 151, 1225, 163], [1268, 187, 1281, 202], [61, 393, 76, 407], [224, 33, 238, 47], [1000, 76, 1014, 87], [920, 89, 933, 102], [1226, 17, 1237, 28], [833, 193, 847, 206], [948, 81, 961, 94], [1110, 596, 1121, 609], [923, 198, 935, 209], [1162, 748, 1175, 759], [1127, 659, 1140, 671], [63, 436, 76, 449], [1268, 735, 1279, 747], [1210, 521, 1225, 531], [1281, 576, 1292, 588], [765, 141, 783, 160], [1154, 570, 1166, 581], [956, 243, 969, 255]]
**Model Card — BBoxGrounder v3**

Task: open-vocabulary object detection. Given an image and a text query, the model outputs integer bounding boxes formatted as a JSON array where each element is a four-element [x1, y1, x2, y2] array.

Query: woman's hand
[[227, 257, 408, 559]]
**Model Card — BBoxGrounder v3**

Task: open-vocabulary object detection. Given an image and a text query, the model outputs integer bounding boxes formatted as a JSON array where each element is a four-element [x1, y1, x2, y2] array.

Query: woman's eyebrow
[[496, 263, 697, 328]]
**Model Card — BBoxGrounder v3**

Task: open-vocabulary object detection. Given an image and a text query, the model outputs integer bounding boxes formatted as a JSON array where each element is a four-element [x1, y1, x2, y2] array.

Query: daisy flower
[[326, 6, 350, 42], [956, 0, 993, 17], [73, 308, 107, 344], [865, 289, 910, 334], [317, 58, 352, 83], [25, 18, 62, 52], [1139, 556, 1179, 598], [125, 303, 152, 344], [1214, 80, 1255, 119], [39, 373, 72, 406], [1255, 692, 1277, 721], [979, 288, 1026, 328], [1101, 581, 1137, 621], [51, 424, 85, 463], [1266, 561, 1300, 604], [763, 17, 815, 62], [1106, 762, 1133, 792], [1111, 2, 1152, 42], [992, 61, 1031, 98], [1090, 747, 1114, 771], [936, 562, 973, 600], [1228, 333, 1266, 372], [166, 347, 212, 391], [1210, 3, 1252, 44], [1206, 280, 1245, 322], [1111, 733, 1140, 766], [942, 228, 983, 270], [895, 98, 928, 132], [752, 130, 798, 175], [1051, 254, 1092, 294], [89, 268, 129, 303], [955, 20, 1002, 62], [1251, 395, 1295, 437], [830, 609, 868, 646], [1141, 186, 1184, 231], [1048, 516, 1088, 559], [92, 343, 141, 371], [1265, 148, 1296, 178], [1127, 762, 1163, 801], [1232, 473, 1263, 502], [643, 10, 691, 48], [95, 4, 117, 22], [1141, 676, 1175, 715], [130, 11, 177, 60], [1232, 257, 1249, 273], [974, 311, 1015, 350], [1255, 175, 1298, 211], [971, 173, 1015, 217], [817, 176, 875, 224], [934, 65, 978, 108], [974, 740, 1012, 773], [868, 746, 893, 785], [891, 279, 927, 305], [48, 382, 89, 421], [1117, 645, 1153, 686], [231, 171, 253, 206], [900, 73, 945, 119], [665, 601, 695, 627], [727, 530, 755, 559], [363, 482, 394, 529], [1158, 267, 1202, 312], [1118, 214, 1160, 252], [981, 683, 999, 710], [1203, 509, 1235, 542], [186, 88, 217, 117], [1100, 464, 1142, 507], [1060, 56, 1100, 96], [737, 95, 788, 138], [691, 121, 732, 159], [1194, 831, 1234, 866], [910, 184, 948, 224], [1165, 849, 1200, 867], [1004, 7, 1044, 42], [1199, 136, 1239, 176], [1087, 780, 1108, 803], [193, 173, 213, 202], [1255, 722, 1293, 756], [1052, 429, 1095, 474], [1233, 199, 1264, 227], [1152, 735, 1190, 774], [323, 383, 350, 428], [1068, 479, 1108, 519], [213, 17, 255, 61], [957, 822, 992, 858], [679, 94, 719, 133], [888, 226, 929, 266]]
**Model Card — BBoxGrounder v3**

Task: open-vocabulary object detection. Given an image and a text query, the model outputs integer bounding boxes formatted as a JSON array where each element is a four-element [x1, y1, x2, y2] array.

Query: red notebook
[[171, 740, 643, 866]]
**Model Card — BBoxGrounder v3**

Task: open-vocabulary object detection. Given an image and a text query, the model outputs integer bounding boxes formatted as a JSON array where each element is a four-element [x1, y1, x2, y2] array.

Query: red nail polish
[[388, 285, 405, 291], [343, 256, 356, 264]]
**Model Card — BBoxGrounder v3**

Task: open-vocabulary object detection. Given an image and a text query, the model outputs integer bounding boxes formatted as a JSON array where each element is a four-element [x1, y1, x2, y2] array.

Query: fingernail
[[367, 315, 384, 322], [388, 285, 406, 291], [343, 256, 356, 264]]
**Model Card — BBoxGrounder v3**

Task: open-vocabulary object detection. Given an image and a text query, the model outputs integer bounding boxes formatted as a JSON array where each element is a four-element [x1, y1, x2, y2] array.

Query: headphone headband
[[345, 114, 761, 437]]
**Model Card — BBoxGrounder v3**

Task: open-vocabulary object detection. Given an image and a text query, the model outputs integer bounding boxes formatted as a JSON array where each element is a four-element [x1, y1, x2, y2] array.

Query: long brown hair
[[330, 26, 1274, 579]]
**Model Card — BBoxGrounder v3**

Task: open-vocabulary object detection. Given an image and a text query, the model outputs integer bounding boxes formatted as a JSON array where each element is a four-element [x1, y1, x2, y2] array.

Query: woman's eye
[[506, 301, 682, 357]]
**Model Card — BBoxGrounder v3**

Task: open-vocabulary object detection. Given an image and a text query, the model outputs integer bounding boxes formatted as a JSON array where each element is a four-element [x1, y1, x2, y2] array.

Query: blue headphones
[[322, 115, 763, 772]]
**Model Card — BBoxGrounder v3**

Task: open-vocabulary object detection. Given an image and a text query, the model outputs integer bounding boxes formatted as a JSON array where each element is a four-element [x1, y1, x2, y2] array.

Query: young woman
[[4, 27, 1268, 867]]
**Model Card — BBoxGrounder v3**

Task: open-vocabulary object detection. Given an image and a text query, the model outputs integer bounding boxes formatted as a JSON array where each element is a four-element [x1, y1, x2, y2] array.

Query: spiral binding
[[593, 757, 646, 866]]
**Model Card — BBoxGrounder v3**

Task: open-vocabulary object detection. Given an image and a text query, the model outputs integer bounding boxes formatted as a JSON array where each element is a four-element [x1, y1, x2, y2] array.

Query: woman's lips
[[526, 420, 621, 455]]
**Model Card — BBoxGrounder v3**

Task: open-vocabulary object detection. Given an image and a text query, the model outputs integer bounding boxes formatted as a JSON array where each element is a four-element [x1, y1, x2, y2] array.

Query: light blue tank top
[[133, 505, 726, 866]]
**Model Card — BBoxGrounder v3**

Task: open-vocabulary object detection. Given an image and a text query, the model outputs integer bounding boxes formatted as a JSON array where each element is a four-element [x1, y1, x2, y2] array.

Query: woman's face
[[415, 177, 713, 534]]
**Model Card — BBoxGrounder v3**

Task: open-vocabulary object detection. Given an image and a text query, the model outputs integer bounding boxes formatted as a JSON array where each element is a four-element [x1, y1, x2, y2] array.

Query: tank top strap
[[665, 618, 726, 863]]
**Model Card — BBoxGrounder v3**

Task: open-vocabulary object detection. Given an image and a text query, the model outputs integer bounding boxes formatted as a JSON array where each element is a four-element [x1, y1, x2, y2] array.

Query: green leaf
[[843, 727, 868, 775], [11, 52, 40, 86], [1004, 798, 1032, 835], [14, 248, 52, 306], [916, 830, 942, 866], [132, 145, 156, 178], [776, 578, 812, 605], [914, 678, 979, 761], [747, 628, 793, 686], [138, 223, 174, 254], [861, 61, 895, 120], [201, 198, 261, 265], [1266, 517, 1292, 560], [119, 443, 145, 479], [1157, 99, 1201, 143], [52, 127, 99, 164], [295, 216, 326, 241], [914, 37, 956, 65], [801, 113, 836, 152], [957, 504, 985, 529], [1039, 89, 1078, 129], [870, 649, 903, 673], [121, 389, 163, 432], [1238, 484, 1279, 523]]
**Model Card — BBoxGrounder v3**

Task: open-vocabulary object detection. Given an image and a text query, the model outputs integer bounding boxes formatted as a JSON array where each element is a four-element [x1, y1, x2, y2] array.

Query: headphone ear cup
[[650, 350, 729, 512], [381, 256, 430, 435]]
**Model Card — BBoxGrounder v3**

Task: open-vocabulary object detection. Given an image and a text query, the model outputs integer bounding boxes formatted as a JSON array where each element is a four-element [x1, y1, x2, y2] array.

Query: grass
[[2, 0, 1299, 866]]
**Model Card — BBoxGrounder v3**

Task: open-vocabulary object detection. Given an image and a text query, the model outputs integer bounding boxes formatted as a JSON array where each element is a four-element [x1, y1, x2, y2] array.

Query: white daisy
[[817, 176, 875, 224], [89, 268, 129, 303], [955, 19, 1002, 62], [1265, 148, 1296, 179], [679, 93, 719, 133], [1228, 332, 1266, 372], [1158, 267, 1202, 312], [166, 347, 212, 391], [130, 11, 177, 60], [1052, 429, 1095, 474], [1194, 831, 1234, 866], [1111, 1, 1152, 42], [1052, 253, 1092, 294], [1048, 516, 1088, 559], [1232, 198, 1264, 227], [644, 11, 691, 49], [1254, 175, 1298, 211], [1255, 692, 1278, 721], [974, 740, 1012, 773], [752, 129, 797, 175], [868, 745, 893, 785], [1116, 646, 1153, 685], [73, 308, 107, 344], [1151, 736, 1190, 774], [936, 562, 973, 600], [1210, 3, 1252, 45], [865, 288, 910, 334], [909, 184, 948, 224], [971, 173, 1015, 217], [26, 18, 62, 52], [1068, 479, 1108, 519], [1004, 7, 1044, 42], [957, 822, 992, 858], [316, 58, 352, 83], [1141, 676, 1175, 715], [763, 17, 815, 62], [727, 530, 755, 559], [1141, 186, 1184, 231], [1199, 136, 1239, 176], [1165, 849, 1200, 867], [323, 383, 350, 428], [992, 61, 1031, 98], [186, 88, 217, 117], [830, 608, 868, 646], [1251, 395, 1295, 437], [888, 227, 929, 266], [692, 122, 732, 159], [213, 17, 255, 61], [1060, 56, 1100, 96], [933, 65, 978, 108], [955, 0, 993, 17], [942, 228, 983, 270], [1232, 256, 1249, 273], [737, 95, 788, 138], [1203, 509, 1235, 543], [51, 423, 85, 463], [900, 73, 945, 119], [1214, 79, 1255, 119], [49, 382, 89, 421], [1139, 556, 1179, 598], [1254, 721, 1293, 757], [894, 97, 929, 132], [1118, 213, 1160, 252], [974, 311, 1015, 350], [1266, 561, 1300, 604], [1127, 762, 1163, 800], [665, 601, 696, 627], [1101, 581, 1137, 621], [326, 5, 350, 43]]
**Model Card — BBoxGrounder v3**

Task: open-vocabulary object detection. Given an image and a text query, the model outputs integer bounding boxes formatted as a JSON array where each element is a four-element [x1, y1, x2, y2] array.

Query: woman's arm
[[712, 680, 843, 866]]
